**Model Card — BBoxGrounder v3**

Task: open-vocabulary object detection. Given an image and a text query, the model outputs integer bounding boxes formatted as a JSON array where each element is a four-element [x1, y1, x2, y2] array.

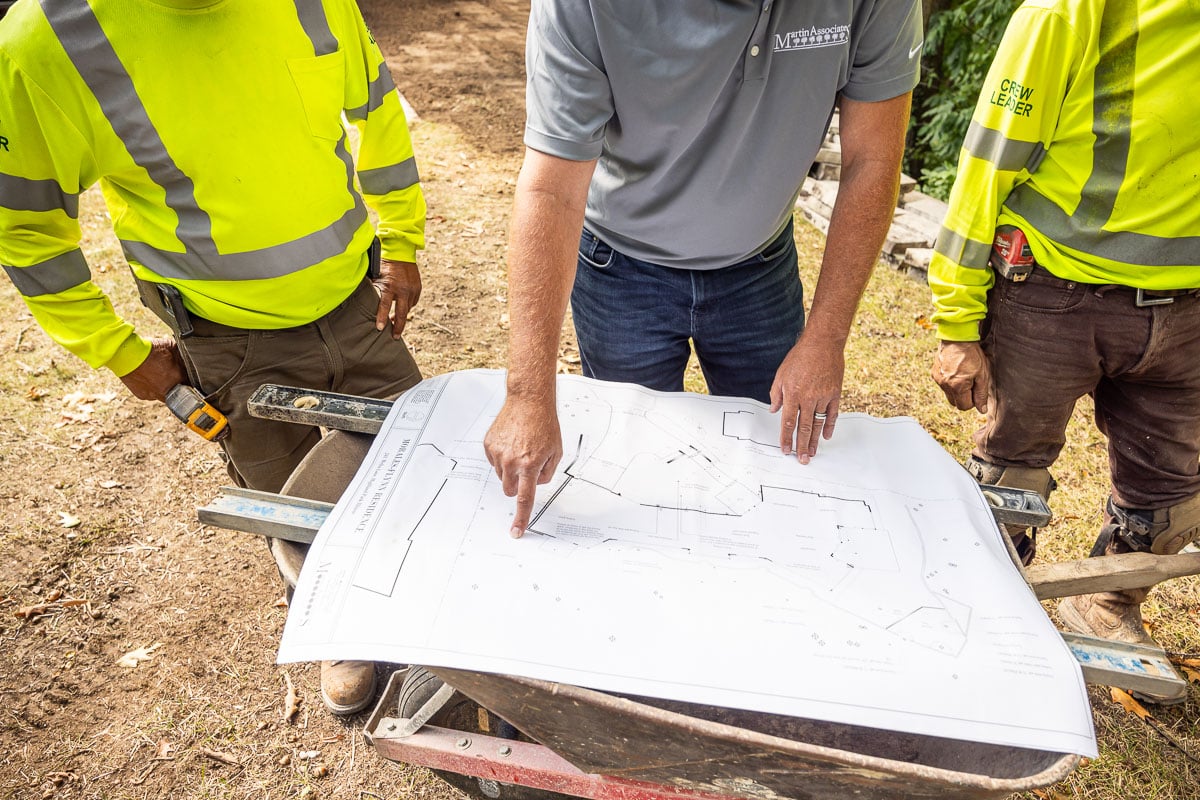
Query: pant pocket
[[997, 269, 1086, 313], [754, 218, 796, 264], [578, 228, 615, 269], [178, 332, 256, 402]]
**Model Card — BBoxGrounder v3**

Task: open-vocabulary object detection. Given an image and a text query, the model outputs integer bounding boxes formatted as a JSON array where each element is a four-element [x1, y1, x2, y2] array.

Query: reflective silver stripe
[[962, 122, 1042, 173], [294, 0, 338, 55], [3, 249, 90, 296], [934, 226, 992, 270], [40, 0, 214, 253], [1076, 1, 1137, 231], [0, 173, 80, 217], [123, 130, 368, 281], [358, 158, 419, 196], [1007, 184, 1200, 266], [122, 202, 367, 281], [346, 66, 397, 122]]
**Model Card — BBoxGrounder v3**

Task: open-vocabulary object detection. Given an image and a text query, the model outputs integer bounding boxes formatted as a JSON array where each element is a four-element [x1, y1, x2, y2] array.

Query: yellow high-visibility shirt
[[0, 0, 425, 375], [929, 0, 1200, 342]]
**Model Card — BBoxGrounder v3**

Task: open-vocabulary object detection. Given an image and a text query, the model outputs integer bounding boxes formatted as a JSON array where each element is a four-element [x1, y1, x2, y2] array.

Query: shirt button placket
[[745, 0, 771, 79]]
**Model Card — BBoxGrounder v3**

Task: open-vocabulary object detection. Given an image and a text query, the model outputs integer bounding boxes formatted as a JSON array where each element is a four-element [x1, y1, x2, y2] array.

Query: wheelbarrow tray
[[420, 667, 1078, 800]]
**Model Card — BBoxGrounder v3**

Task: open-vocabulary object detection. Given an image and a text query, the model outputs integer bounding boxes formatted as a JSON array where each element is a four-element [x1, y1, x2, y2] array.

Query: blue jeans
[[571, 220, 805, 403]]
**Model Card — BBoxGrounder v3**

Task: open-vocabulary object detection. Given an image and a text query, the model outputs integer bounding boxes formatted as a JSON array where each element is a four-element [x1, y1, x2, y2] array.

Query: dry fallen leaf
[[57, 512, 81, 529], [154, 739, 175, 760], [1031, 789, 1071, 800], [55, 410, 92, 427], [1110, 687, 1152, 720], [1180, 665, 1200, 685], [196, 747, 240, 767], [283, 672, 301, 723], [13, 597, 89, 620], [14, 603, 52, 619], [99, 480, 123, 489], [62, 390, 118, 409], [117, 642, 162, 668], [26, 386, 49, 401]]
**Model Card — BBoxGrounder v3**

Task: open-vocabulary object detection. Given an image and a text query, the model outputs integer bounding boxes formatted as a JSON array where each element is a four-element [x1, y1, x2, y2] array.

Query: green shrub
[[906, 0, 1022, 200]]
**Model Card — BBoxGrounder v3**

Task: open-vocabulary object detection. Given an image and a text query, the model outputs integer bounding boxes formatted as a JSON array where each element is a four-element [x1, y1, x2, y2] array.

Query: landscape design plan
[[281, 369, 1097, 757]]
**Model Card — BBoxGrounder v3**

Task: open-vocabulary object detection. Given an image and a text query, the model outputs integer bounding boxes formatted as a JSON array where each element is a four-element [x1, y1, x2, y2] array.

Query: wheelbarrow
[[198, 384, 1199, 800]]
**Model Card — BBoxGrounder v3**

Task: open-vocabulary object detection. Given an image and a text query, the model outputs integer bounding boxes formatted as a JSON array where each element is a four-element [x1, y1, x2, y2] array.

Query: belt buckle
[[1135, 288, 1175, 307]]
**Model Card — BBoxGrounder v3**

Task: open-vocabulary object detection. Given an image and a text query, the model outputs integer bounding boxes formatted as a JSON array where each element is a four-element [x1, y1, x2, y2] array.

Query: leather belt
[[1009, 266, 1200, 307]]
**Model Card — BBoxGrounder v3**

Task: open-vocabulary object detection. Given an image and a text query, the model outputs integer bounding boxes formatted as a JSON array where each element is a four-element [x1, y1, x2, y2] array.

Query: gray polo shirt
[[525, 0, 922, 270]]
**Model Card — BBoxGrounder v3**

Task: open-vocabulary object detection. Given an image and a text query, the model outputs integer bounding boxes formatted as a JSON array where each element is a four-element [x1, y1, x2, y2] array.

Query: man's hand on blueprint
[[483, 396, 564, 537], [769, 334, 844, 464]]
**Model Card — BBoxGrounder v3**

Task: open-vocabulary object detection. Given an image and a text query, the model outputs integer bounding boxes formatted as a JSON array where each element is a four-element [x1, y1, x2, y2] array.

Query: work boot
[[1057, 589, 1186, 706], [320, 660, 378, 715], [1057, 587, 1153, 647], [1057, 497, 1199, 706]]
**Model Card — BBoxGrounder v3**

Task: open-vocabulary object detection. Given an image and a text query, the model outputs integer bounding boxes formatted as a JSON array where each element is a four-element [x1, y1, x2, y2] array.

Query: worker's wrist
[[797, 317, 851, 348], [937, 339, 981, 352], [504, 372, 558, 409]]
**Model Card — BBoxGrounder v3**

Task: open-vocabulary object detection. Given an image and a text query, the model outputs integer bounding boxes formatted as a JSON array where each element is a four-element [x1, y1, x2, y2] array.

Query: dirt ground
[[0, 2, 528, 799], [1, 2, 1198, 800]]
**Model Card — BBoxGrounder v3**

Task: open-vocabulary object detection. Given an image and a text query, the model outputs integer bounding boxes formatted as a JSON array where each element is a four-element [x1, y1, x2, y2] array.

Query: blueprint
[[279, 369, 1097, 757]]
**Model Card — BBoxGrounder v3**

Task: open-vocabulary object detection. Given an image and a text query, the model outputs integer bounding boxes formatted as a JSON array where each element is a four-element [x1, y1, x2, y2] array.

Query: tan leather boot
[[1057, 586, 1152, 646], [1058, 587, 1186, 705], [1058, 497, 1198, 705], [320, 660, 378, 715]]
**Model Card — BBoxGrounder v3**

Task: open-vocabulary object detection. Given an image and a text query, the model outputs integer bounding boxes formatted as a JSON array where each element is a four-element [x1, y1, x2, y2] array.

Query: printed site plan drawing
[[280, 368, 1097, 757]]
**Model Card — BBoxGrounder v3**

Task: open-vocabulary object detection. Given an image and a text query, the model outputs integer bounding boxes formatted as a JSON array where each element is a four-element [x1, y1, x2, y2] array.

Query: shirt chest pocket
[[287, 51, 346, 141]]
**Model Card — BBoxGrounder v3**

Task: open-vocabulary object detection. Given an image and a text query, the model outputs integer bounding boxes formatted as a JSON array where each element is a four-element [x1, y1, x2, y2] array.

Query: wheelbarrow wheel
[[398, 667, 560, 800], [397, 666, 454, 723]]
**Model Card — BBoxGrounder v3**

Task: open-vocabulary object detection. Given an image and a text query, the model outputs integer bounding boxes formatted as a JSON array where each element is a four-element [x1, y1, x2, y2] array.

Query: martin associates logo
[[775, 23, 850, 52]]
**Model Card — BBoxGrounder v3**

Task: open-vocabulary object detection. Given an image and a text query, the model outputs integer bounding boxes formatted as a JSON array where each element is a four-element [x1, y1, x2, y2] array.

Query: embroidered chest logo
[[775, 24, 850, 52]]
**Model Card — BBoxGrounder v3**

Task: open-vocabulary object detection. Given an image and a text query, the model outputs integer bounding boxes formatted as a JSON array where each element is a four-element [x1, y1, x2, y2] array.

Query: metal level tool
[[248, 384, 392, 434]]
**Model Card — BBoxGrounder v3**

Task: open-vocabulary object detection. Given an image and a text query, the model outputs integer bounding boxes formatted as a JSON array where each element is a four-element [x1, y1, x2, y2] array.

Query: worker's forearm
[[806, 94, 909, 346], [807, 154, 900, 344], [504, 166, 590, 406]]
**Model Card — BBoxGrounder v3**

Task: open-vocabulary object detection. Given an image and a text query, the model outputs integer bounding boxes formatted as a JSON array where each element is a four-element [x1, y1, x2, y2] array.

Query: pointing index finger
[[510, 471, 537, 539]]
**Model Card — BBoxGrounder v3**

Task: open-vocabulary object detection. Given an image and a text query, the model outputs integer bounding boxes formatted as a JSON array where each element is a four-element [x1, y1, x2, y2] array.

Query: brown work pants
[[177, 277, 421, 493], [976, 267, 1200, 510]]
